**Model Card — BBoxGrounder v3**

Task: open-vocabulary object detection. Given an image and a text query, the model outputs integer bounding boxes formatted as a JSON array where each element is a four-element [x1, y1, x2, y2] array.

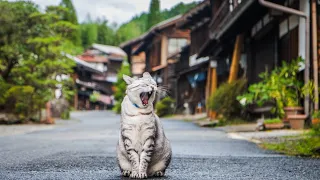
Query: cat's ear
[[123, 74, 134, 85], [143, 72, 152, 78]]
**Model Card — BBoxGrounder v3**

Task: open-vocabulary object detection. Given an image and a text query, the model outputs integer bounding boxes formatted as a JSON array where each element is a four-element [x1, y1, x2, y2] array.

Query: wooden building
[[193, 0, 316, 115], [67, 55, 107, 110], [70, 44, 126, 110], [174, 0, 213, 114], [121, 15, 190, 104], [121, 0, 320, 116], [120, 39, 146, 77]]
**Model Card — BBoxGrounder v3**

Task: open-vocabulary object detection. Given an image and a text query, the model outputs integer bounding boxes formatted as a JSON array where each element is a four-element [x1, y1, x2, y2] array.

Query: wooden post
[[46, 102, 54, 124], [74, 91, 78, 110], [228, 34, 243, 83], [206, 60, 218, 120], [205, 64, 212, 117], [72, 73, 78, 110], [312, 0, 319, 111], [210, 67, 218, 119]]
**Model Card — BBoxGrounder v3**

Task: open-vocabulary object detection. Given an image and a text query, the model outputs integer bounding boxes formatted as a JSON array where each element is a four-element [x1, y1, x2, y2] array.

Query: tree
[[114, 22, 141, 45], [112, 1, 197, 45], [59, 0, 81, 46], [0, 1, 77, 122], [78, 1, 197, 48], [0, 1, 38, 81], [113, 60, 131, 113], [97, 19, 115, 45], [59, 0, 77, 24], [147, 0, 161, 30]]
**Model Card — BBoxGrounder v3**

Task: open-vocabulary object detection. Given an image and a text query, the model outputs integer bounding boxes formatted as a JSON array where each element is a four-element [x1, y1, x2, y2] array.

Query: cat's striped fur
[[117, 72, 172, 179]]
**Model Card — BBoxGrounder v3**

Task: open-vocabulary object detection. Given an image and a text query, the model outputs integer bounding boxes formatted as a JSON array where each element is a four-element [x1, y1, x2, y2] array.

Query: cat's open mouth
[[140, 91, 152, 106]]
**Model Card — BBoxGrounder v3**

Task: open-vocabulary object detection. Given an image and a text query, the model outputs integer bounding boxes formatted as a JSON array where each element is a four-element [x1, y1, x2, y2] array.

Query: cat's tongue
[[141, 93, 149, 105]]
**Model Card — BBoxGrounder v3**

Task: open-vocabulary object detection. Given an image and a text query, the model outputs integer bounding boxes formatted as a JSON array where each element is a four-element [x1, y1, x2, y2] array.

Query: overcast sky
[[25, 0, 201, 25]]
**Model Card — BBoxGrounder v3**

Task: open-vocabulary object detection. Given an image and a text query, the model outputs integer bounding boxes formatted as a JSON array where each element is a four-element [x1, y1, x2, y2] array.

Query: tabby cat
[[116, 72, 172, 179]]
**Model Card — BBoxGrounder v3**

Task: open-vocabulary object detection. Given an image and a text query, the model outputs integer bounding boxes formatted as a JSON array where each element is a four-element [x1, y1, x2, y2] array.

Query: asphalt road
[[0, 111, 319, 180]]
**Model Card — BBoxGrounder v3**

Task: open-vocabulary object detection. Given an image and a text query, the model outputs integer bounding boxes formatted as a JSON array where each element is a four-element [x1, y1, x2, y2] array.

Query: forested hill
[[80, 1, 199, 48]]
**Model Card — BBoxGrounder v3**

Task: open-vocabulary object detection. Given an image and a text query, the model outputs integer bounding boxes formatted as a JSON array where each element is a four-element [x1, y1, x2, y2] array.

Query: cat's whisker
[[156, 86, 170, 97]]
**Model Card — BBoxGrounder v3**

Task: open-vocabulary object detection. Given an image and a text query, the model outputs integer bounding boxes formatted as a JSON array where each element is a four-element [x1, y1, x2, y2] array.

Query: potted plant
[[263, 118, 284, 129], [312, 111, 320, 125], [237, 57, 307, 130], [282, 87, 304, 123]]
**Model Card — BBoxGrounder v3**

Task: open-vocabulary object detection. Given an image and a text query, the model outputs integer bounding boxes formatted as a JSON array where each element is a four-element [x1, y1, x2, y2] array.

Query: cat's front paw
[[154, 171, 165, 177], [138, 172, 147, 179], [121, 170, 131, 177], [130, 171, 139, 179]]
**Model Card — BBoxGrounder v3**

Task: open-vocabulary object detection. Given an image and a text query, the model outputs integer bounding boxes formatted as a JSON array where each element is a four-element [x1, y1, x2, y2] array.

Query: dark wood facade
[[174, 0, 212, 114], [120, 0, 318, 115], [198, 0, 302, 85]]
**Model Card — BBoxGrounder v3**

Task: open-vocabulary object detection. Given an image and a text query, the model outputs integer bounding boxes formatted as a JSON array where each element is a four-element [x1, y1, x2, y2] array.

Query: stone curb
[[227, 132, 262, 144]]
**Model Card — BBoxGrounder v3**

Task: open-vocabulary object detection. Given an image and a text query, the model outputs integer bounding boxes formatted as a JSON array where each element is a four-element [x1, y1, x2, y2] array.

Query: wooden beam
[[72, 73, 78, 110], [190, 18, 210, 31], [312, 0, 319, 110], [205, 64, 212, 117], [206, 60, 218, 119], [209, 67, 218, 119], [228, 34, 244, 83]]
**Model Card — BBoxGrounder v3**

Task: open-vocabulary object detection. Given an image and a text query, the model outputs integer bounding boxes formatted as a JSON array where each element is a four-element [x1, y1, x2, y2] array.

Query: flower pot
[[287, 114, 307, 130], [264, 123, 284, 130], [283, 107, 304, 123], [312, 118, 320, 125]]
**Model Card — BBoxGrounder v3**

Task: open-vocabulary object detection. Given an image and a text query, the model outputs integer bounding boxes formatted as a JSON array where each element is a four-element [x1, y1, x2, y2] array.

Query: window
[[168, 38, 188, 56]]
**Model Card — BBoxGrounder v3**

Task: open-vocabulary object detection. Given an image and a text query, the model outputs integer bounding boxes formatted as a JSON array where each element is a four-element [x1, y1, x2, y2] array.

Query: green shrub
[[155, 97, 175, 117], [89, 92, 100, 103], [61, 109, 70, 120], [310, 123, 320, 136], [208, 78, 247, 119], [312, 111, 320, 119], [264, 118, 282, 124]]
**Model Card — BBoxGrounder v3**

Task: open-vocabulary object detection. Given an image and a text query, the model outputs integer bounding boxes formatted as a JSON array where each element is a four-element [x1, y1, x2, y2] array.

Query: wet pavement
[[0, 111, 319, 180]]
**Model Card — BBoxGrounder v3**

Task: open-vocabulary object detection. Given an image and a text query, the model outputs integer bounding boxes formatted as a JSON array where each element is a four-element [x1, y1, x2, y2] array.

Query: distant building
[[69, 44, 126, 110]]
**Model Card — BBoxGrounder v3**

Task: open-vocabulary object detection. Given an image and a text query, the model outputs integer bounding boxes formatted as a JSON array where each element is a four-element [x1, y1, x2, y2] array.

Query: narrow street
[[0, 111, 319, 180]]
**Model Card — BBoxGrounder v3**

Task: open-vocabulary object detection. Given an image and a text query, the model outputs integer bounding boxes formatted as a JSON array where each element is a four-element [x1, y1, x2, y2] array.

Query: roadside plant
[[312, 111, 320, 119], [90, 91, 100, 103], [156, 97, 175, 117], [237, 57, 305, 118], [208, 78, 247, 119], [264, 118, 282, 124]]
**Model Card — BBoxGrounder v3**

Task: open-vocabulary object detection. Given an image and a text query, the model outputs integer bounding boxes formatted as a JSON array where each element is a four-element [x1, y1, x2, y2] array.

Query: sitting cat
[[116, 72, 172, 179]]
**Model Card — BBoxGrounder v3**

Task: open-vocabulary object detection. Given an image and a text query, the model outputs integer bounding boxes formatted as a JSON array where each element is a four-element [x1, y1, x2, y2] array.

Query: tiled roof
[[92, 44, 127, 57]]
